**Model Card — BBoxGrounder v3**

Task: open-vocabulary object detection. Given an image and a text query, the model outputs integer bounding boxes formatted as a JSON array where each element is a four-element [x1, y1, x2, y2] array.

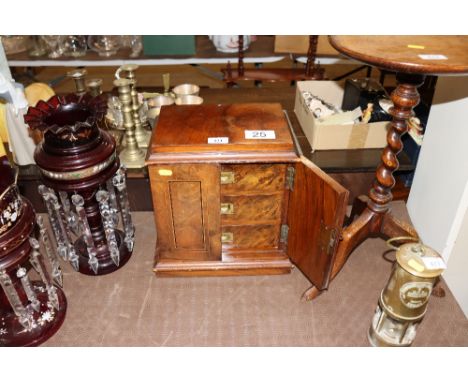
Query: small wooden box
[[146, 103, 349, 291]]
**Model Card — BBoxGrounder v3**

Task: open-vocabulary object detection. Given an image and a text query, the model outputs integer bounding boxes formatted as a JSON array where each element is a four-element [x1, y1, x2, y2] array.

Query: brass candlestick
[[114, 78, 146, 168], [67, 69, 87, 96], [116, 64, 151, 148], [163, 73, 172, 96], [86, 78, 103, 97]]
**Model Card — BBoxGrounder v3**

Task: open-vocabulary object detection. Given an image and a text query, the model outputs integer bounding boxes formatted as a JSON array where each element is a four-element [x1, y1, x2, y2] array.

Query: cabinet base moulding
[[153, 258, 293, 277]]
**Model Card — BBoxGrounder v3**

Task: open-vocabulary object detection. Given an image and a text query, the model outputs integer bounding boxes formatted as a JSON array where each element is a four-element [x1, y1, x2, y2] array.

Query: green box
[[142, 35, 196, 56]]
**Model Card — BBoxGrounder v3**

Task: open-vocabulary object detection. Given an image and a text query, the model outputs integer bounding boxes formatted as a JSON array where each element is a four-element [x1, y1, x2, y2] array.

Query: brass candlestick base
[[119, 146, 146, 168]]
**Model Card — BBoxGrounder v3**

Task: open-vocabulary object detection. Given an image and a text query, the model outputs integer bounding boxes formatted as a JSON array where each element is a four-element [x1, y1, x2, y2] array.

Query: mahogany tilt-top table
[[303, 35, 468, 300]]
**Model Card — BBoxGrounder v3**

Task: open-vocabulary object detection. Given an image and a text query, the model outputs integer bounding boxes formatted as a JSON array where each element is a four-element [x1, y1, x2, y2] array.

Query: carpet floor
[[42, 202, 468, 346]]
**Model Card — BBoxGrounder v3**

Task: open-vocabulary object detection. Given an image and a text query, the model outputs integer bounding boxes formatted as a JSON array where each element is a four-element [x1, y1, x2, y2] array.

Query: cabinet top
[[330, 36, 468, 75], [146, 103, 298, 164]]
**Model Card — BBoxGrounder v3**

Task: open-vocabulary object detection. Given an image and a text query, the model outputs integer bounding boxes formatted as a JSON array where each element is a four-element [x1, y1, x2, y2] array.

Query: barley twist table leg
[[368, 73, 425, 211]]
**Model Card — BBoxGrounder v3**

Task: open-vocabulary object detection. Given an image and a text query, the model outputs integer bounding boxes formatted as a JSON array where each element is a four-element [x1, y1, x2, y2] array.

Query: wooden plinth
[[154, 258, 293, 277]]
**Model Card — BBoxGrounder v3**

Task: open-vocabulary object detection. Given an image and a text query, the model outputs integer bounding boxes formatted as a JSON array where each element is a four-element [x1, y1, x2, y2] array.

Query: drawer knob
[[221, 232, 233, 244], [220, 171, 235, 184], [220, 203, 234, 215]]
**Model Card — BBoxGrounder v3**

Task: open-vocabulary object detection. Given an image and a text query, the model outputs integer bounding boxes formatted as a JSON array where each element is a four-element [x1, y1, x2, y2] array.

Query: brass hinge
[[286, 166, 295, 190], [280, 224, 289, 244], [319, 221, 338, 257]]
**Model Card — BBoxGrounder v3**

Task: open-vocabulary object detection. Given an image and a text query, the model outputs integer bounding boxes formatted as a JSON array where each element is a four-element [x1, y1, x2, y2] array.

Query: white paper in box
[[294, 81, 390, 151]]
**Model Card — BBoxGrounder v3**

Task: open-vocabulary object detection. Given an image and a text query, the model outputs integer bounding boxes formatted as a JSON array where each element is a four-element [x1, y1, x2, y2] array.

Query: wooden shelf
[[6, 36, 285, 67]]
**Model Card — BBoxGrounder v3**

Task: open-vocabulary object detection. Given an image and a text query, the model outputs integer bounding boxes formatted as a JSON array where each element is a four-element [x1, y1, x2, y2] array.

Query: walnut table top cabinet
[[146, 103, 349, 291]]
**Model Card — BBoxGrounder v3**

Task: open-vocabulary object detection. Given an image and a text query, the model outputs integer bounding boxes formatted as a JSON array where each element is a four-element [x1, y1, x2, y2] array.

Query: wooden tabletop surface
[[330, 36, 468, 75]]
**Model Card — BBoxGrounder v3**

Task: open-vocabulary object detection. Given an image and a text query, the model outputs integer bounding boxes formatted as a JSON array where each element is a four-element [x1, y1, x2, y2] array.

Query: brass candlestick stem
[[129, 78, 151, 148], [116, 64, 151, 148], [67, 69, 87, 96], [114, 78, 146, 168]]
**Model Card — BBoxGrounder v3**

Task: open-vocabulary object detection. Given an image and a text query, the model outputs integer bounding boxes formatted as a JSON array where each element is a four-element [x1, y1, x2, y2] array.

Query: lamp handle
[[386, 236, 420, 251]]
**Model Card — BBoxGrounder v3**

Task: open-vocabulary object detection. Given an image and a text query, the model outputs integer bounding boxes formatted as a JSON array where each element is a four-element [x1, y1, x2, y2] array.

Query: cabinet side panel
[[149, 163, 221, 262], [148, 166, 174, 252], [169, 181, 205, 249]]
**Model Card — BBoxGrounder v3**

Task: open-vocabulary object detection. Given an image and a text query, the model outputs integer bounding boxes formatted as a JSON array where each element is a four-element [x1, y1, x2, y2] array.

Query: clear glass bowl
[[62, 35, 87, 57], [87, 35, 121, 57], [40, 35, 65, 58]]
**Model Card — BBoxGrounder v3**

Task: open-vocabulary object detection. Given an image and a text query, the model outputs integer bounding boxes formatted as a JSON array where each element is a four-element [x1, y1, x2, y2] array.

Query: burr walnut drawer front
[[220, 164, 287, 194], [221, 224, 280, 249], [220, 194, 283, 225]]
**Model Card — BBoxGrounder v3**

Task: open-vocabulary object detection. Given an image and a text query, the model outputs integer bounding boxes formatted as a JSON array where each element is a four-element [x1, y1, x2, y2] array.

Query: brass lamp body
[[368, 240, 445, 347]]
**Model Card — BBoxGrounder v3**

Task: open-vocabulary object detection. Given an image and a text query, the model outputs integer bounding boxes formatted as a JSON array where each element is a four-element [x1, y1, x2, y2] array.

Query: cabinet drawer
[[221, 224, 280, 249], [220, 194, 282, 225], [220, 164, 286, 194]]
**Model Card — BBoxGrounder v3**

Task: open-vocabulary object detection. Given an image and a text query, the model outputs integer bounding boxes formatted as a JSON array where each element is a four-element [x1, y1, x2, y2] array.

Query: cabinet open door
[[287, 156, 349, 290]]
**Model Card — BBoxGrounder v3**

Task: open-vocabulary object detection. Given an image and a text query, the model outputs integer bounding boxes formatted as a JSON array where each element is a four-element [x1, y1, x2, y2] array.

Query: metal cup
[[175, 95, 204, 105], [172, 83, 200, 97], [146, 95, 175, 120]]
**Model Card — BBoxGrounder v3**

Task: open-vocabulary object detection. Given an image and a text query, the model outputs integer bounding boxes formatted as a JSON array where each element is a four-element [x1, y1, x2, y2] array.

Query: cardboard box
[[294, 81, 389, 151], [274, 36, 339, 56]]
